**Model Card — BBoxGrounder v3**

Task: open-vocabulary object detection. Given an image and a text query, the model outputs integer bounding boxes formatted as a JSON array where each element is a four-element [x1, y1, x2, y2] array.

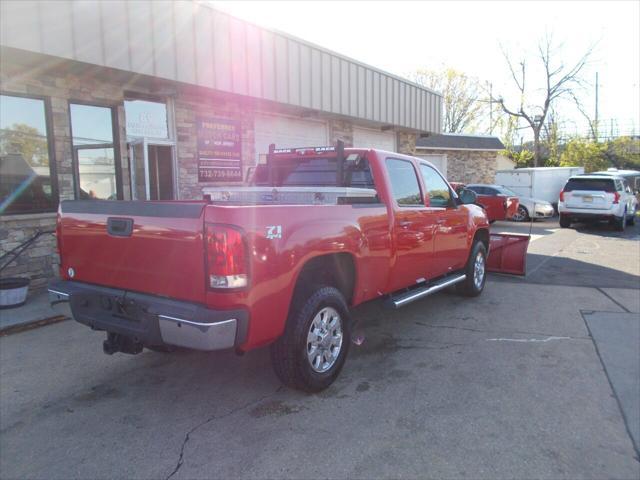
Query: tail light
[[559, 190, 565, 202], [205, 224, 248, 289], [613, 192, 620, 204]]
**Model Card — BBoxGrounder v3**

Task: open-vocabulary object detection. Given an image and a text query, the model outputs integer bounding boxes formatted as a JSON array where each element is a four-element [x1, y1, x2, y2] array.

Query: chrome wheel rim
[[307, 307, 343, 373], [512, 206, 526, 222], [473, 251, 485, 289]]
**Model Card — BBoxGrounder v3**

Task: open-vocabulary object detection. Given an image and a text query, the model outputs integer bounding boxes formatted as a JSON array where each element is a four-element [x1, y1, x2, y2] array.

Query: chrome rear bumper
[[48, 280, 246, 352]]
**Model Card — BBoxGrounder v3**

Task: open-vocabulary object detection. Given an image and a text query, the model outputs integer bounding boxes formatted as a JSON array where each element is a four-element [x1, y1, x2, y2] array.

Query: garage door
[[352, 126, 396, 152], [418, 154, 447, 178], [254, 115, 328, 163]]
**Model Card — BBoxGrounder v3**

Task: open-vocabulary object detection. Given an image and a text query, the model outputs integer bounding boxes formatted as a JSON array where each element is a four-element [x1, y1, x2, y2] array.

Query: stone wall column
[[398, 132, 417, 155], [329, 120, 353, 146]]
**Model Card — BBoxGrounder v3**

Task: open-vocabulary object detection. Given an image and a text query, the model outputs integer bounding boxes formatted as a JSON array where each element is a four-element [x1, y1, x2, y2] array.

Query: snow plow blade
[[487, 233, 530, 276]]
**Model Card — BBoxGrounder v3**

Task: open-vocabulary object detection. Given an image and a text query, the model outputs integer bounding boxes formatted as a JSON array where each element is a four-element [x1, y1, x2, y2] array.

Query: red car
[[49, 145, 527, 392], [450, 183, 519, 223]]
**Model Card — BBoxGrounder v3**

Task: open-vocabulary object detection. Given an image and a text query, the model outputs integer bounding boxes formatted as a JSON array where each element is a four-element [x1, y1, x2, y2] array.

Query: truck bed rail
[[202, 186, 378, 205]]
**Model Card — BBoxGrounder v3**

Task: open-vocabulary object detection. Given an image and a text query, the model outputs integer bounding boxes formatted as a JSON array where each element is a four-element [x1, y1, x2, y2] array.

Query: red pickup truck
[[49, 144, 526, 392]]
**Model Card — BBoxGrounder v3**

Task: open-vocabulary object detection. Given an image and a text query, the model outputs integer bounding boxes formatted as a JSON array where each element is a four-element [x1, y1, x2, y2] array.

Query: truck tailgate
[[58, 200, 207, 303]]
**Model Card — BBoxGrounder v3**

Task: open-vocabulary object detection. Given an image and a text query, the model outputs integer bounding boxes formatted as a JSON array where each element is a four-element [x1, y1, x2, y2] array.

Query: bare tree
[[569, 91, 598, 141], [493, 35, 594, 166], [413, 68, 487, 133]]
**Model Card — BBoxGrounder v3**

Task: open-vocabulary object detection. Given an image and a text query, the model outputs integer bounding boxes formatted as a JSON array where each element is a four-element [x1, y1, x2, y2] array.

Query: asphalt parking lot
[[1, 217, 639, 479]]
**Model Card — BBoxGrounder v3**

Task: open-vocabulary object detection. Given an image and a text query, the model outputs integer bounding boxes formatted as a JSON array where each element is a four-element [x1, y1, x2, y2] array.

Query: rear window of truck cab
[[385, 158, 423, 206], [564, 178, 616, 192]]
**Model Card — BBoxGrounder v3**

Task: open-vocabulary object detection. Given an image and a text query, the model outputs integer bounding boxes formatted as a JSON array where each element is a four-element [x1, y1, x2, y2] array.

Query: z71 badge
[[266, 225, 282, 239]]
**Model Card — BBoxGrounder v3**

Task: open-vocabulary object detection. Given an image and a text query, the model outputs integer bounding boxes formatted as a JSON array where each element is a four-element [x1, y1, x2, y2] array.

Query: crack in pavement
[[414, 322, 590, 340], [486, 336, 575, 343], [376, 332, 471, 350], [165, 386, 283, 480]]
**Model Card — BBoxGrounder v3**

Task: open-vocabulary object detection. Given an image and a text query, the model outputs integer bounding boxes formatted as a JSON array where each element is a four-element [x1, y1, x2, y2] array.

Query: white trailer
[[495, 167, 585, 207]]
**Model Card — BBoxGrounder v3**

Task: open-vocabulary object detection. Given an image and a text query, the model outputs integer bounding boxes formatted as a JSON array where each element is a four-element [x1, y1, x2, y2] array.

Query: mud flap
[[487, 233, 530, 276]]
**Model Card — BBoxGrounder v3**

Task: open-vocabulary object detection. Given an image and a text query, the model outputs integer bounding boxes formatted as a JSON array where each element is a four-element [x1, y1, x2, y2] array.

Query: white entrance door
[[418, 154, 448, 178], [254, 115, 329, 164], [128, 138, 175, 200], [352, 126, 396, 151]]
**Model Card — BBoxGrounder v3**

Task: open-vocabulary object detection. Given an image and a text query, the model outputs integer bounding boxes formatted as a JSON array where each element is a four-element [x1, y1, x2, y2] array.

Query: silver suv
[[558, 175, 638, 231]]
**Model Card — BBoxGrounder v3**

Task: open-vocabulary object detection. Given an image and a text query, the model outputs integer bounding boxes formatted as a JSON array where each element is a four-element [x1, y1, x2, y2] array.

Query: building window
[[124, 99, 169, 140], [0, 93, 57, 215], [70, 103, 120, 200]]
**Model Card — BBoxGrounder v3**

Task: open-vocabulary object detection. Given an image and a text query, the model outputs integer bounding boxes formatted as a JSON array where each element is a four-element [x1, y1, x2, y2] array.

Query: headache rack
[[266, 140, 346, 187], [202, 140, 378, 205]]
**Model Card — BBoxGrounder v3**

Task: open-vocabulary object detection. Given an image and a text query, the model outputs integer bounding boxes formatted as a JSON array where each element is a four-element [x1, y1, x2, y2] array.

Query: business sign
[[197, 117, 242, 182], [125, 100, 169, 139]]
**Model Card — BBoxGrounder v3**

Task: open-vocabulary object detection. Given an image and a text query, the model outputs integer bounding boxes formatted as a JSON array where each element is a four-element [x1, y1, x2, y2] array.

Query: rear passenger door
[[385, 158, 437, 291], [419, 164, 469, 276]]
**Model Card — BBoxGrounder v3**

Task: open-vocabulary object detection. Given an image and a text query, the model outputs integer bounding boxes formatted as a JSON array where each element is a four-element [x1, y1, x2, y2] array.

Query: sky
[[211, 0, 640, 140]]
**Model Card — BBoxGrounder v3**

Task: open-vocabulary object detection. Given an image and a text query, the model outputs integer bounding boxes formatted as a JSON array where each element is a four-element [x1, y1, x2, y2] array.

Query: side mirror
[[458, 188, 477, 205]]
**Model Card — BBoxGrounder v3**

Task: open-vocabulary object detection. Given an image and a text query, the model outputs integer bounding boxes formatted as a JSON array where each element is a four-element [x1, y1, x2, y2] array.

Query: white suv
[[558, 175, 638, 231]]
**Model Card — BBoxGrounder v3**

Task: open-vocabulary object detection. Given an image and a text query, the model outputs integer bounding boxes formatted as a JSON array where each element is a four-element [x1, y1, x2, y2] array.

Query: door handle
[[436, 219, 446, 225], [107, 217, 134, 237], [399, 220, 412, 229]]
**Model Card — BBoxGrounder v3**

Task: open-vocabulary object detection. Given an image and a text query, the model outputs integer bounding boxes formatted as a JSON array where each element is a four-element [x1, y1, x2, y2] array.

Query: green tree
[[503, 148, 535, 168], [560, 138, 608, 172], [0, 123, 49, 166], [606, 136, 640, 169]]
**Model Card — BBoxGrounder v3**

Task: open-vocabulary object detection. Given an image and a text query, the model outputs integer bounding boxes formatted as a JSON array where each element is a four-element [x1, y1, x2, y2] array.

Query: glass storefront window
[[0, 94, 56, 214], [124, 99, 169, 139], [70, 104, 114, 146], [70, 103, 119, 200], [77, 148, 117, 200]]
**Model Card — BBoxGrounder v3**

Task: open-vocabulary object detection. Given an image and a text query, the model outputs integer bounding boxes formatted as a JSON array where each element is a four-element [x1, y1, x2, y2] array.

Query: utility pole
[[610, 118, 613, 140], [489, 82, 493, 135], [594, 72, 599, 142]]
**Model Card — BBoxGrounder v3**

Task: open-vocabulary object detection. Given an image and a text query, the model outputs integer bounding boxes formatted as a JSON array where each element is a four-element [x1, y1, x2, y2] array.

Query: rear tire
[[457, 241, 487, 297], [559, 214, 571, 228], [627, 208, 636, 226], [270, 286, 351, 393], [615, 211, 626, 231]]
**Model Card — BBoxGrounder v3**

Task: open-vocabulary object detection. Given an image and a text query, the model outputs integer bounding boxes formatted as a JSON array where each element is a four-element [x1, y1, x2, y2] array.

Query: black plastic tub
[[0, 277, 30, 309]]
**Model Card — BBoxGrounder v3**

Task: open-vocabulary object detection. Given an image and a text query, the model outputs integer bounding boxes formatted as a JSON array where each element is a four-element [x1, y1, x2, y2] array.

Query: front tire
[[627, 208, 636, 226], [270, 286, 351, 392], [512, 205, 529, 222], [457, 241, 487, 297]]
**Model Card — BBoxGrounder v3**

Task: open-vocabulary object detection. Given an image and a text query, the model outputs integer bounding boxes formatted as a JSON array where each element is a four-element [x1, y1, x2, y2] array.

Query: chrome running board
[[386, 274, 466, 309]]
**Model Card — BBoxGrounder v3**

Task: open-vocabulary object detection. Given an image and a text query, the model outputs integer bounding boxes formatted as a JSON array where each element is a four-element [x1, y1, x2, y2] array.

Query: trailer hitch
[[103, 332, 143, 355]]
